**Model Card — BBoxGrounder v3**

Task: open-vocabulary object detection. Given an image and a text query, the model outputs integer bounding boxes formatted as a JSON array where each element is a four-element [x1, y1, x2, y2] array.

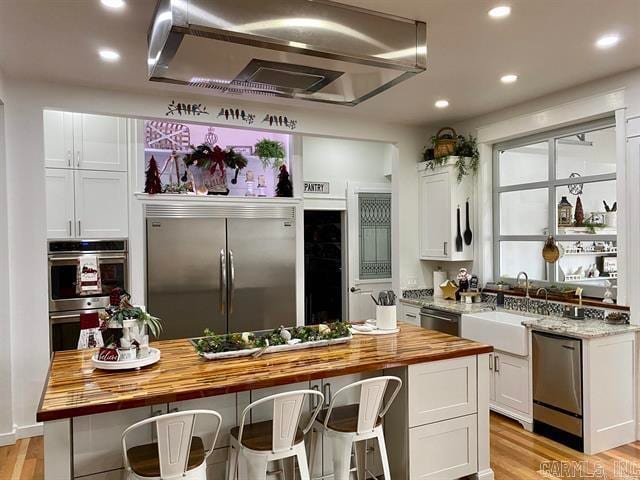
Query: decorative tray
[[92, 347, 161, 371], [197, 336, 351, 360], [192, 323, 352, 361]]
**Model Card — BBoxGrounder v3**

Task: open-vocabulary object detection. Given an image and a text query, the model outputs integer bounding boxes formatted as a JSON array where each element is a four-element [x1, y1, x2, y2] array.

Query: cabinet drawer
[[409, 414, 478, 480], [403, 304, 421, 326], [408, 357, 477, 427]]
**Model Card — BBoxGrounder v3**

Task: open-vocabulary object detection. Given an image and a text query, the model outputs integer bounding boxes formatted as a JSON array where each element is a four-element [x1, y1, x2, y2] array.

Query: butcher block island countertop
[[37, 322, 492, 422]]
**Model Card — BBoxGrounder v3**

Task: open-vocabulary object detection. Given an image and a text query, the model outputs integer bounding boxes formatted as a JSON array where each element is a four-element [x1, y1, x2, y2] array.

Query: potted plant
[[423, 133, 480, 182], [106, 291, 162, 338], [254, 138, 286, 170]]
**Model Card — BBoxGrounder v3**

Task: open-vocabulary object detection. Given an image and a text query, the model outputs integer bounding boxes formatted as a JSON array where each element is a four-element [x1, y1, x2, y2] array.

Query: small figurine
[[603, 280, 614, 304]]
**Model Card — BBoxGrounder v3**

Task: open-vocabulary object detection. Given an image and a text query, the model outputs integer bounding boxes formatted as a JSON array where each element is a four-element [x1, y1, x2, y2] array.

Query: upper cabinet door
[[419, 171, 450, 259], [74, 114, 127, 171], [75, 170, 128, 238], [43, 111, 74, 169], [45, 168, 75, 239]]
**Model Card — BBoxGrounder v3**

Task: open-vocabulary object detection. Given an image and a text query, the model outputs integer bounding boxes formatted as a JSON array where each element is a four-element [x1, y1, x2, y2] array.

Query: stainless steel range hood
[[148, 0, 427, 106]]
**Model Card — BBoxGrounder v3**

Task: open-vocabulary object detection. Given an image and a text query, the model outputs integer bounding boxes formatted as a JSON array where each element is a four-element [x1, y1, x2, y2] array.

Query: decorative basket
[[434, 127, 458, 158]]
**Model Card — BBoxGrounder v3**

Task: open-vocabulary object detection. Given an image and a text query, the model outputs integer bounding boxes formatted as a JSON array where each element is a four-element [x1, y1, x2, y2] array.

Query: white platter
[[199, 336, 351, 361], [92, 347, 161, 370], [351, 327, 400, 335]]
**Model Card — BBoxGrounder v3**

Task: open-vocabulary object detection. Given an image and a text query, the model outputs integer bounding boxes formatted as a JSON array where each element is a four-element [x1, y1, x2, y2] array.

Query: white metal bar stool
[[121, 409, 222, 480], [227, 389, 325, 480], [311, 376, 402, 480]]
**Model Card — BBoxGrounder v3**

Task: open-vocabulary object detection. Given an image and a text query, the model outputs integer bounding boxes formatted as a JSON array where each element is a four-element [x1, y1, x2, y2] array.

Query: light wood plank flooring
[[2, 413, 640, 479]]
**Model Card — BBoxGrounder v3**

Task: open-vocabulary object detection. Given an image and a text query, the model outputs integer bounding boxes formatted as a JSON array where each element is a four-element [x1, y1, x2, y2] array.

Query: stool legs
[[375, 430, 391, 480], [294, 442, 311, 480], [238, 449, 269, 480], [329, 433, 354, 480], [354, 440, 367, 480]]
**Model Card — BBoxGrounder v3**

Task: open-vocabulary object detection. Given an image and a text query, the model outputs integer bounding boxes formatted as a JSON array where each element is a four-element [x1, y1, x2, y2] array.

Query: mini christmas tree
[[144, 156, 162, 194], [574, 196, 584, 226], [275, 164, 293, 197]]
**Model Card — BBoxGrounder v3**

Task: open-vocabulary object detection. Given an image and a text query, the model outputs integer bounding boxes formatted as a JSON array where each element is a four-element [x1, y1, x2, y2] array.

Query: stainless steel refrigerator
[[146, 204, 296, 340]]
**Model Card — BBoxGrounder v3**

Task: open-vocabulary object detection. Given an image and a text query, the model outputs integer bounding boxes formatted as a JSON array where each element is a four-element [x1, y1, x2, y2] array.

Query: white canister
[[376, 305, 397, 330], [605, 211, 617, 229]]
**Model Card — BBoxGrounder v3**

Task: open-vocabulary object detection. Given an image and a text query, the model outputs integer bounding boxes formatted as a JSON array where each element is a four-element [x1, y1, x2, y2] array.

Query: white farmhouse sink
[[461, 311, 529, 356]]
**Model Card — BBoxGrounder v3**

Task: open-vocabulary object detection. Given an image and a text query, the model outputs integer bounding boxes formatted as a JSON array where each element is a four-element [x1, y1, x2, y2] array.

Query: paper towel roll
[[433, 270, 447, 298]]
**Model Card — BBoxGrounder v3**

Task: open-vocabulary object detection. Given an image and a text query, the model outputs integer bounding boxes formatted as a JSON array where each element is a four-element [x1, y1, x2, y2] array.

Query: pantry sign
[[304, 182, 330, 194]]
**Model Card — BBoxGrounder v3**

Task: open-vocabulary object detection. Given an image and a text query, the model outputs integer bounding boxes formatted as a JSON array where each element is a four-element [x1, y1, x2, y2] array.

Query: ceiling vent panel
[[148, 0, 427, 106]]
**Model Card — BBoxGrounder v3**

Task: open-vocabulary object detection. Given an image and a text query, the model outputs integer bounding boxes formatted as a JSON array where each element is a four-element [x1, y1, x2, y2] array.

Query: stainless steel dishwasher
[[532, 331, 583, 451], [420, 307, 460, 336]]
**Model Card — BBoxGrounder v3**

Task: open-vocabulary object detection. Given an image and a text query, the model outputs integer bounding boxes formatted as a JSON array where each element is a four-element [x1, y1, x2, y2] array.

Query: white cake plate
[[92, 347, 161, 370]]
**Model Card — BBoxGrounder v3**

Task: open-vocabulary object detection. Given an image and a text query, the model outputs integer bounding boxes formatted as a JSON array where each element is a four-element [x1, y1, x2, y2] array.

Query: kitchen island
[[38, 322, 494, 480]]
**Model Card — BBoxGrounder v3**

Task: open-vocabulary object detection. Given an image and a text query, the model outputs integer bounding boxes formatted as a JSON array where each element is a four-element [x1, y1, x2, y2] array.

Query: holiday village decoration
[[574, 196, 585, 226], [182, 143, 229, 195], [144, 156, 163, 194], [276, 164, 293, 197], [557, 196, 573, 227], [254, 138, 286, 170]]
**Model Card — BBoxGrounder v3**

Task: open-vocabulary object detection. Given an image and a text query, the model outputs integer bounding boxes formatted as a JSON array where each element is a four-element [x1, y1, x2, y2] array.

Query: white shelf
[[561, 251, 617, 257]]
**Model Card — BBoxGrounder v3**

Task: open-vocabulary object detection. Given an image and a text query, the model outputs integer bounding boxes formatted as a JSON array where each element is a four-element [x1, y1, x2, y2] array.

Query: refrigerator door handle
[[229, 250, 235, 314], [220, 249, 227, 314]]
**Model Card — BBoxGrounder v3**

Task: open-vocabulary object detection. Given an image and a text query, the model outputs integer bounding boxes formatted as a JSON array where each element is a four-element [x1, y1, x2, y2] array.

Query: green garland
[[194, 322, 351, 354]]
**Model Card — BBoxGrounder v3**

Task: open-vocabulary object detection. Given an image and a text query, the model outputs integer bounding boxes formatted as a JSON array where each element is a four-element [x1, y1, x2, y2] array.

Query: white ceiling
[[0, 0, 639, 127]]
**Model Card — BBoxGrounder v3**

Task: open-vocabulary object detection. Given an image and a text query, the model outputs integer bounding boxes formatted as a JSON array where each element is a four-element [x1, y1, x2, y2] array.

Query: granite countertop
[[400, 297, 495, 314], [401, 296, 638, 339], [520, 315, 640, 339]]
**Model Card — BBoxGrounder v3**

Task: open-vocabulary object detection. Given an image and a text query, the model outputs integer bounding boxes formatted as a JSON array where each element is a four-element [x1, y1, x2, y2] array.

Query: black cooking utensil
[[455, 205, 463, 252], [464, 199, 473, 246]]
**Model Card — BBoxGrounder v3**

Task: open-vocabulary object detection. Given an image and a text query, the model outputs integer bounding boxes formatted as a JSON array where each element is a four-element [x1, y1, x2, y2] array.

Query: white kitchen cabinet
[[73, 405, 161, 478], [418, 160, 474, 261], [74, 113, 127, 171], [45, 168, 76, 238], [408, 355, 477, 427], [409, 414, 478, 480], [401, 302, 421, 326], [43, 110, 74, 169], [75, 170, 128, 238], [493, 351, 530, 416], [44, 111, 128, 171]]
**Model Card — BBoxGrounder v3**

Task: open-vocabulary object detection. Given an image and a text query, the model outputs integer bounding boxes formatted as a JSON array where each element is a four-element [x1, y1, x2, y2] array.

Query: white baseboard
[[0, 429, 16, 447], [475, 468, 495, 480], [16, 422, 43, 439]]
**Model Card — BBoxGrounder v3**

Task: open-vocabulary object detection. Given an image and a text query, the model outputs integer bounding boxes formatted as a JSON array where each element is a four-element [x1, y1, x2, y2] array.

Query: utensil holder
[[376, 305, 397, 330]]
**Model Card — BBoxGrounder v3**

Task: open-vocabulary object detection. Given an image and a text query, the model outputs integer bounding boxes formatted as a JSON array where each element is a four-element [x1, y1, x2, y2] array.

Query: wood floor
[[2, 413, 640, 479]]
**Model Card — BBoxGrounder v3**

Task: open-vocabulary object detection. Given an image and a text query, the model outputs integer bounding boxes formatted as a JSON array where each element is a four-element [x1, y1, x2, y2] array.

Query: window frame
[[493, 117, 617, 295]]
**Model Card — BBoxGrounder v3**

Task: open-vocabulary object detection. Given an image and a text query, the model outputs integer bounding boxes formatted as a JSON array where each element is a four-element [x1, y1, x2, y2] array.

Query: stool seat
[[317, 404, 383, 433], [127, 437, 205, 477], [230, 420, 304, 451]]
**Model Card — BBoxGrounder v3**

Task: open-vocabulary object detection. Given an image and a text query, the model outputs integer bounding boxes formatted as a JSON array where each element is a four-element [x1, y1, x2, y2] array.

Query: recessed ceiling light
[[100, 0, 125, 8], [99, 49, 120, 62], [488, 5, 511, 18], [501, 74, 518, 84], [595, 34, 620, 49], [435, 99, 449, 109]]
